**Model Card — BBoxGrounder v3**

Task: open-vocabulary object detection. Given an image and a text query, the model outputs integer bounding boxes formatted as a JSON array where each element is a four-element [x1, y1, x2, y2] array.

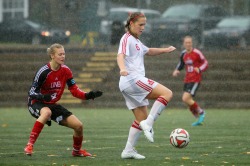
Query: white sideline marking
[[0, 147, 117, 155], [0, 151, 43, 155], [101, 135, 128, 138], [88, 147, 116, 150]]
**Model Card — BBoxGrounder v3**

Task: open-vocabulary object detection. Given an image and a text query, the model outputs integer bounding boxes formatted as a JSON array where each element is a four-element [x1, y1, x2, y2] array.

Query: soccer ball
[[170, 128, 190, 148]]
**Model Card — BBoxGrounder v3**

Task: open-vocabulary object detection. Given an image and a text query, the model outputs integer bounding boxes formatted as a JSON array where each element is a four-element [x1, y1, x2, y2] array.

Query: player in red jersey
[[24, 43, 102, 156], [172, 36, 208, 126]]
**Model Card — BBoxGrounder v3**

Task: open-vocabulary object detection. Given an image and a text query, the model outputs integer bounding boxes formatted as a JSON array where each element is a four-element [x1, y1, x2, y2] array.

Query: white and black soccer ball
[[170, 128, 190, 148]]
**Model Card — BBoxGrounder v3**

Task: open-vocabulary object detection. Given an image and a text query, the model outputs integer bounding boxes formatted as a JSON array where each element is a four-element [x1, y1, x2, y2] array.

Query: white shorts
[[121, 77, 158, 110]]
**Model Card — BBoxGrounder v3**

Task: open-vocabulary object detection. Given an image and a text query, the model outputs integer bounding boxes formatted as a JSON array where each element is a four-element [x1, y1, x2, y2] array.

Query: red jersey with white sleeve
[[28, 63, 86, 105], [176, 48, 208, 83]]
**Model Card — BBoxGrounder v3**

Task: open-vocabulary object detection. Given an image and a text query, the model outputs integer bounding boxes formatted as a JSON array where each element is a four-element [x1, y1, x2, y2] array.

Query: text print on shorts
[[28, 106, 39, 118], [56, 116, 63, 124], [136, 79, 155, 92]]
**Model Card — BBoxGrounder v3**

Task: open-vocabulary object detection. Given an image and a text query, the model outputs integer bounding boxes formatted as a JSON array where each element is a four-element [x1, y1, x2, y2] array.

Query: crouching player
[[24, 43, 103, 156], [172, 36, 208, 126]]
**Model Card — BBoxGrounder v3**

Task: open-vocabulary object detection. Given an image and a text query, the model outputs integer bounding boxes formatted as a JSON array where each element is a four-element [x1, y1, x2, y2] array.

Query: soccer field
[[0, 108, 249, 166]]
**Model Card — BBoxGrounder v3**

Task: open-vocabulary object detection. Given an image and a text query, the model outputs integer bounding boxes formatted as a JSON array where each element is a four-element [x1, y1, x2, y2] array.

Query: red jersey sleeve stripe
[[200, 59, 208, 71], [122, 33, 131, 55], [193, 49, 205, 59], [194, 49, 208, 72]]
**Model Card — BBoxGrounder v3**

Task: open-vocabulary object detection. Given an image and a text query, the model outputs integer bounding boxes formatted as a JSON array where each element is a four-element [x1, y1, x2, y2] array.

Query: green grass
[[0, 108, 249, 166]]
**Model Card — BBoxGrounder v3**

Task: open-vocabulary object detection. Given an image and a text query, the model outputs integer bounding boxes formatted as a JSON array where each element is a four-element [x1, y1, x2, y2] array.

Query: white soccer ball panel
[[169, 128, 190, 148]]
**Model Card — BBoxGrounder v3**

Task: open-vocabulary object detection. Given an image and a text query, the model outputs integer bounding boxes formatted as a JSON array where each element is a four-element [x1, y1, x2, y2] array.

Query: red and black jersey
[[176, 48, 208, 83], [28, 63, 86, 105]]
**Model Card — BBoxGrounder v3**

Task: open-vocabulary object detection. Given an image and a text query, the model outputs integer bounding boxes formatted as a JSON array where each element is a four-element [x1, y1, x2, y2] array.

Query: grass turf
[[0, 108, 249, 166]]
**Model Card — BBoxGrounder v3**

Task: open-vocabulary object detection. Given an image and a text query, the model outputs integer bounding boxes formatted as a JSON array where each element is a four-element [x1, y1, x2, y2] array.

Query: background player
[[24, 43, 103, 156], [117, 12, 176, 159], [172, 36, 208, 126]]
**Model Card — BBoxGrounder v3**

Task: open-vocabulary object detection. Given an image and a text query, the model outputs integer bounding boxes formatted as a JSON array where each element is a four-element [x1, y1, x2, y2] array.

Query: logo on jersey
[[51, 93, 57, 100], [135, 44, 140, 51], [50, 81, 61, 88], [185, 59, 193, 65], [71, 79, 76, 85]]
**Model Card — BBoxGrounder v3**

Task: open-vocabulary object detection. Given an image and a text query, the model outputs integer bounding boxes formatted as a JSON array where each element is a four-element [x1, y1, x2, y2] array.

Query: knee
[[168, 89, 173, 100], [182, 95, 191, 104], [74, 122, 83, 134], [182, 95, 187, 103], [40, 107, 52, 120], [163, 89, 173, 101]]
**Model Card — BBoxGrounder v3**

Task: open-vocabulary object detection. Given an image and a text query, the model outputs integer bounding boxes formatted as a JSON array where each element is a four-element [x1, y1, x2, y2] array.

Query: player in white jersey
[[117, 12, 176, 159]]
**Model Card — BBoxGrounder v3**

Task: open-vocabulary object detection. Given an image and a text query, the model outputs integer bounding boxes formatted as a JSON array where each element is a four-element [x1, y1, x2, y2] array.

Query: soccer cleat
[[121, 149, 145, 159], [24, 144, 33, 156], [72, 149, 92, 157], [140, 120, 154, 143], [192, 111, 206, 126]]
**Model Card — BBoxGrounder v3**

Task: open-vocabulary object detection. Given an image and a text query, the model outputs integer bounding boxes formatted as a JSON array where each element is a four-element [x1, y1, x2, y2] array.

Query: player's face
[[183, 38, 193, 51], [131, 17, 146, 37], [51, 48, 65, 65]]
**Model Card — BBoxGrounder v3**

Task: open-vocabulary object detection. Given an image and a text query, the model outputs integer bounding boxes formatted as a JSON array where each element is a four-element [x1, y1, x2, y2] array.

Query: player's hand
[[42, 94, 52, 102], [85, 90, 103, 100], [120, 70, 129, 76], [30, 93, 52, 101], [167, 46, 176, 53], [172, 70, 180, 77], [194, 67, 200, 73]]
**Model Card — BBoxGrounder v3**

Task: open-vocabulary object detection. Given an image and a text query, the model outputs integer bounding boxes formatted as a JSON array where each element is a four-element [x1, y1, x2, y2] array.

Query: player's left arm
[[67, 78, 103, 100], [146, 46, 176, 56], [195, 50, 208, 73]]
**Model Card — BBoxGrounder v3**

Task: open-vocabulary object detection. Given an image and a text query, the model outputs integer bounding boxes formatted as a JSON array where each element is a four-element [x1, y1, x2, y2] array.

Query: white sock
[[124, 121, 142, 151], [146, 96, 168, 127]]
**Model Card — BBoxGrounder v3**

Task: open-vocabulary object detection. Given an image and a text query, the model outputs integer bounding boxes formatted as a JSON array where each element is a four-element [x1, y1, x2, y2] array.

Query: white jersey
[[118, 32, 149, 91]]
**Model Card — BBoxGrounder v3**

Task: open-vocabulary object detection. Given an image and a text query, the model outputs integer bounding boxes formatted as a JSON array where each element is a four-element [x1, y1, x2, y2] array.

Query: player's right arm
[[117, 53, 128, 76], [117, 34, 130, 76], [28, 66, 52, 102], [172, 51, 185, 77]]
